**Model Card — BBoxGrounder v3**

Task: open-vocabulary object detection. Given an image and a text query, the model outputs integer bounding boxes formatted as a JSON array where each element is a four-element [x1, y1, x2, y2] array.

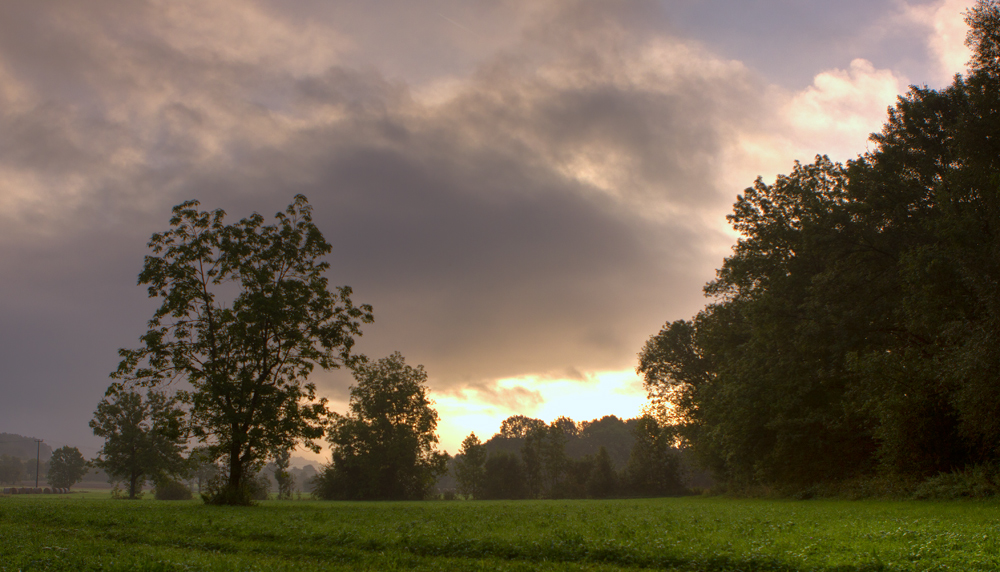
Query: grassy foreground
[[1, 494, 998, 571]]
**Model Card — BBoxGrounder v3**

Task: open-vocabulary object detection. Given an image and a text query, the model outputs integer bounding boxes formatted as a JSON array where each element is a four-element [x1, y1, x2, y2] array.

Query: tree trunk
[[228, 435, 243, 491]]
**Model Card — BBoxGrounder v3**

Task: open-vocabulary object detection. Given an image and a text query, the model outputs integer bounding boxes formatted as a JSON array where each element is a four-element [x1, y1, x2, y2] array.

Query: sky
[[0, 0, 973, 461]]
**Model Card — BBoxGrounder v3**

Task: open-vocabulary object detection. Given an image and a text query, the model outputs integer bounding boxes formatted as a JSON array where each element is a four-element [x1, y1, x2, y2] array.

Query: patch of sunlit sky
[[433, 369, 648, 454], [294, 369, 647, 464]]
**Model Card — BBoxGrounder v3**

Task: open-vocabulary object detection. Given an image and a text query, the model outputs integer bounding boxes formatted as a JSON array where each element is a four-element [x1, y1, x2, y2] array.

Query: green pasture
[[1, 494, 998, 571]]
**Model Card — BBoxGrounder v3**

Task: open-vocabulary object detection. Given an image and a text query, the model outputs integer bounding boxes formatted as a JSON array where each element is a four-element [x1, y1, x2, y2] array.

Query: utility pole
[[35, 439, 42, 488]]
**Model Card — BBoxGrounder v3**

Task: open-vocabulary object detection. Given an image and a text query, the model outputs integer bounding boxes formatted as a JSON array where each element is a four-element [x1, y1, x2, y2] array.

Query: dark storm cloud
[[153, 25, 745, 391], [0, 0, 936, 450]]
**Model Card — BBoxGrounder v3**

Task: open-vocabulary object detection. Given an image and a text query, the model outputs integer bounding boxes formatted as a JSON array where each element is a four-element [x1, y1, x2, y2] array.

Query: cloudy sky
[[0, 0, 972, 459]]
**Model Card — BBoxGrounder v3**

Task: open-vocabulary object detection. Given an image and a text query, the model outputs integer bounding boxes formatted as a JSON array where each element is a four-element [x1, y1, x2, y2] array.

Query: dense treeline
[[638, 1, 1000, 491], [450, 414, 688, 499], [0, 445, 93, 488], [480, 415, 636, 469]]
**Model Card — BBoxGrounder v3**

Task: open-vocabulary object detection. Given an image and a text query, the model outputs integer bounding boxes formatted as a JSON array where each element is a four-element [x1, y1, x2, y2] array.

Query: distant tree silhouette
[[625, 416, 684, 496], [468, 414, 688, 499], [0, 455, 23, 485], [90, 390, 187, 499], [112, 195, 372, 505], [481, 452, 527, 499], [317, 353, 447, 500], [47, 446, 88, 489], [0, 433, 52, 461], [498, 415, 546, 439], [273, 450, 294, 500], [454, 433, 487, 499]]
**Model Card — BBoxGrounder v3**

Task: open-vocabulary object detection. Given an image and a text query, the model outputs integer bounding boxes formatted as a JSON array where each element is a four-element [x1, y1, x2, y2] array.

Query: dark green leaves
[[317, 352, 447, 501], [110, 194, 372, 504], [637, 1, 1000, 490]]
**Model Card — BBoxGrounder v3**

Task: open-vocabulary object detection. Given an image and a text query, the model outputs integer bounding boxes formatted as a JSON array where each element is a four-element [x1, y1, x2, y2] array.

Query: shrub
[[154, 479, 193, 501], [913, 466, 999, 500], [201, 474, 251, 505], [248, 473, 271, 501], [199, 471, 271, 505], [110, 482, 144, 500]]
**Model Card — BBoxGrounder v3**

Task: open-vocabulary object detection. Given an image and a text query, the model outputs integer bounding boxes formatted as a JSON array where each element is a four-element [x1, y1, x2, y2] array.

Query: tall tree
[[516, 421, 570, 498], [187, 448, 219, 495], [586, 446, 618, 498], [624, 416, 684, 496], [481, 452, 528, 500], [541, 422, 569, 497], [640, 158, 876, 486], [638, 1, 1000, 487], [520, 425, 545, 498], [47, 447, 88, 489], [317, 352, 448, 500], [454, 433, 487, 499], [574, 416, 635, 468], [90, 390, 188, 499], [498, 415, 547, 439], [272, 449, 294, 500], [112, 195, 372, 505]]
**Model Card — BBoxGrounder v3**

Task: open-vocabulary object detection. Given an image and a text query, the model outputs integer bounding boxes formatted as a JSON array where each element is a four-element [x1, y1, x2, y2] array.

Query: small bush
[[791, 486, 817, 500], [110, 482, 144, 500], [913, 466, 999, 500], [154, 479, 193, 501], [201, 473, 255, 506], [248, 473, 271, 500]]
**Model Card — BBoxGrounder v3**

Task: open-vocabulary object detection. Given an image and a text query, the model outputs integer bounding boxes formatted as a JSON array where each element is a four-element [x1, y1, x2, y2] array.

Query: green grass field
[[1, 493, 998, 571]]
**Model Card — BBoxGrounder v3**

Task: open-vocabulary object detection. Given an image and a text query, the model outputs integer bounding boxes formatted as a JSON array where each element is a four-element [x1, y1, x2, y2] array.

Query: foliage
[[90, 390, 188, 499], [248, 472, 273, 500], [272, 449, 295, 500], [46, 446, 88, 489], [111, 194, 373, 506], [519, 421, 577, 498], [480, 451, 528, 500], [0, 454, 24, 485], [153, 478, 193, 500], [199, 470, 270, 504], [454, 432, 487, 499], [5, 495, 1000, 571], [575, 415, 636, 468], [911, 465, 1000, 500], [624, 416, 685, 496], [470, 414, 684, 499], [498, 415, 548, 439], [109, 482, 143, 500], [520, 425, 545, 498], [317, 352, 448, 500], [23, 460, 49, 484], [967, 0, 1000, 75], [638, 1, 1000, 490], [483, 414, 637, 473], [187, 447, 220, 495], [559, 456, 595, 498], [586, 446, 618, 498]]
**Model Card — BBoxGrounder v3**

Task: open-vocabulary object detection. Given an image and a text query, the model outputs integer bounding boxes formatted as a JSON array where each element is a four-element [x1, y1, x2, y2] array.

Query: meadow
[[1, 492, 998, 571]]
